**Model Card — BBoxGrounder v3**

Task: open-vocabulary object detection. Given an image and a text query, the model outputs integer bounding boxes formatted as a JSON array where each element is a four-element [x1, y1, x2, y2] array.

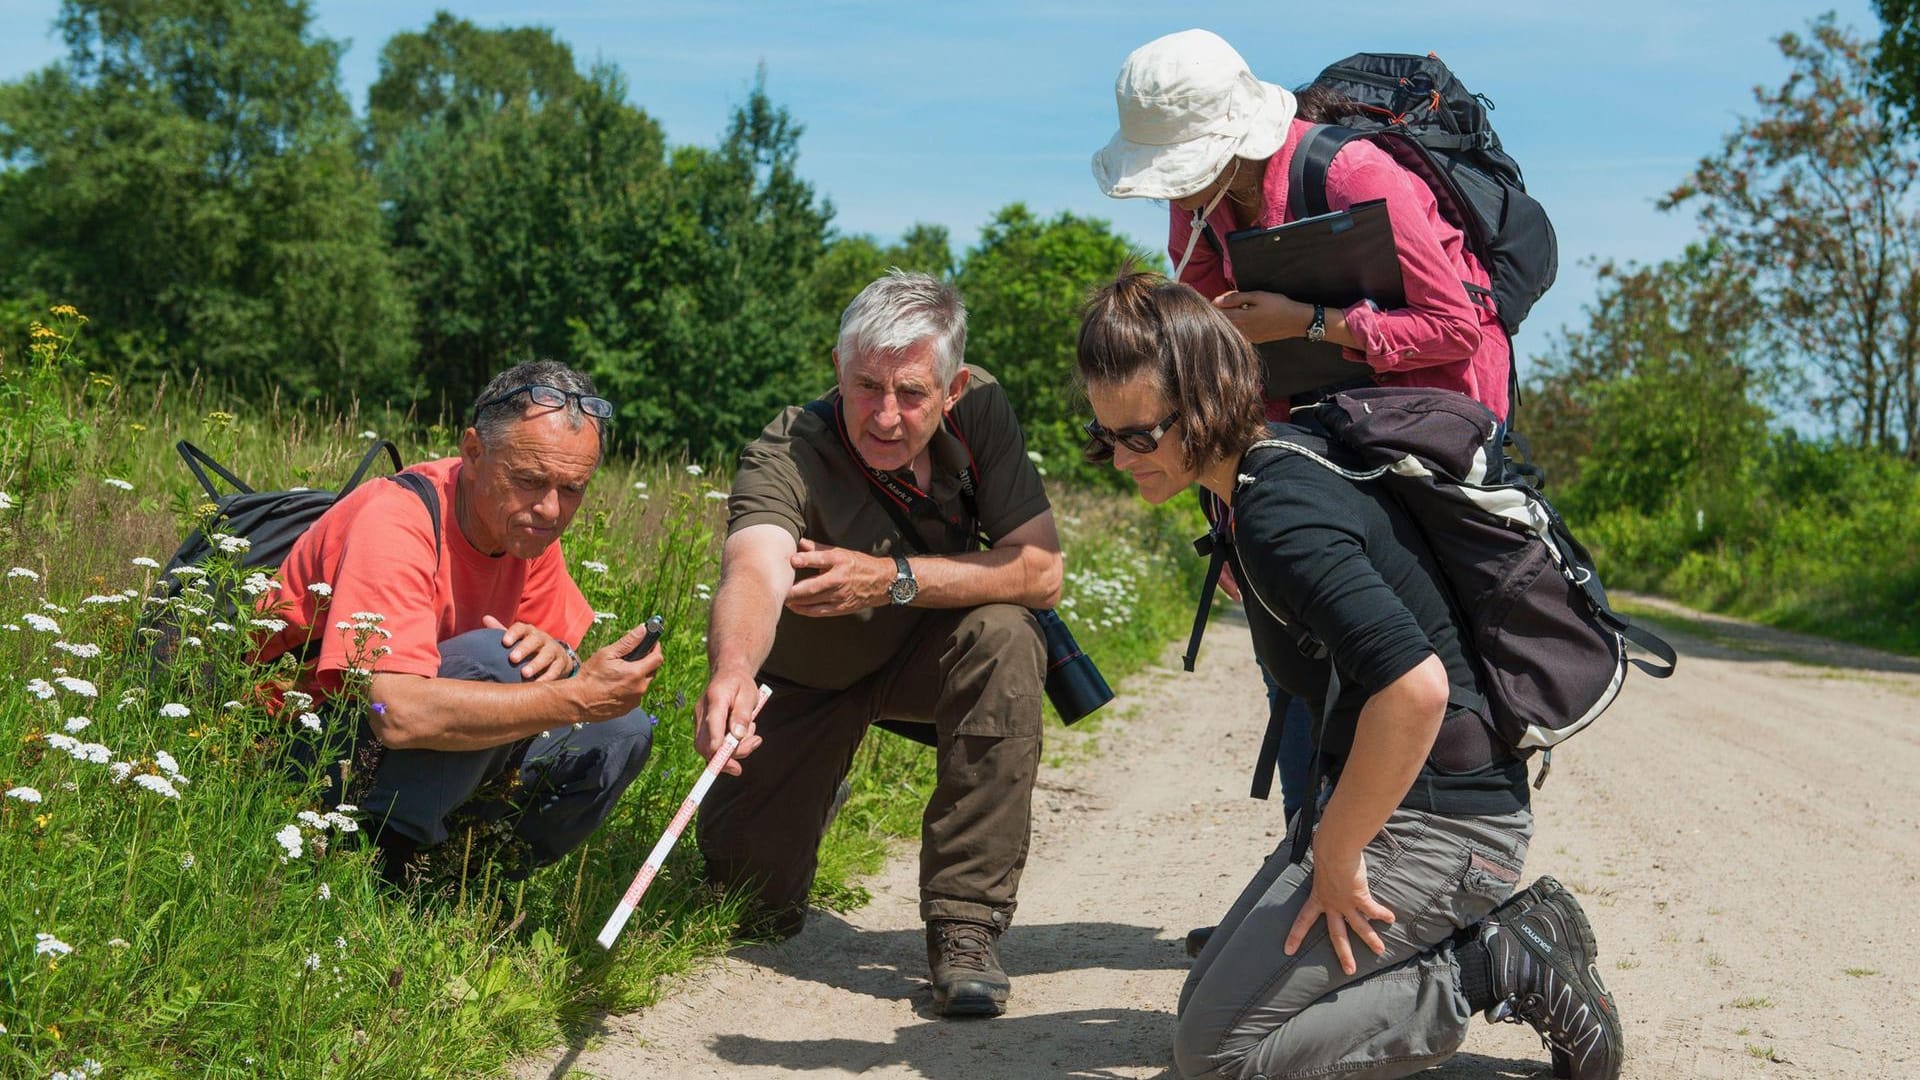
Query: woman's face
[[1086, 375, 1195, 505]]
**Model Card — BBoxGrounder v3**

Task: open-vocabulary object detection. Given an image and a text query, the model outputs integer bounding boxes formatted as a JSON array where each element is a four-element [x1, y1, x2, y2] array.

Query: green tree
[[1664, 16, 1920, 456], [364, 10, 585, 163], [956, 204, 1141, 485], [1528, 243, 1772, 519], [0, 0, 413, 398]]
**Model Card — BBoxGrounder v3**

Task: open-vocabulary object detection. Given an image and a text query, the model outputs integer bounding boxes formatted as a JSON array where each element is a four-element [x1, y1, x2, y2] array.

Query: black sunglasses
[[474, 383, 614, 421], [1083, 411, 1181, 462]]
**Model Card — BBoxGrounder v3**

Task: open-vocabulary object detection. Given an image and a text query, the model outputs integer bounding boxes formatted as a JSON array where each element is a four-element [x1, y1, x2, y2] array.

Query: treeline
[[0, 3, 1139, 472], [1527, 15, 1920, 650]]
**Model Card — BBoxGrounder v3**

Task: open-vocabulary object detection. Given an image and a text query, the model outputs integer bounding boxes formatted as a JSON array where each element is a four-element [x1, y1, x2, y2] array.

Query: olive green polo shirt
[[727, 366, 1052, 691]]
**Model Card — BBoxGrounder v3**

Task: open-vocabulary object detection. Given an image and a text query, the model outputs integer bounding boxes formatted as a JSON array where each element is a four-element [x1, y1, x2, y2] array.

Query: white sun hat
[[1091, 29, 1297, 201]]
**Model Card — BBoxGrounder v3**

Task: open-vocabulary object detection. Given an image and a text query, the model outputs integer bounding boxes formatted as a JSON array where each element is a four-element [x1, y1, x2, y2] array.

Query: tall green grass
[[0, 310, 1207, 1077]]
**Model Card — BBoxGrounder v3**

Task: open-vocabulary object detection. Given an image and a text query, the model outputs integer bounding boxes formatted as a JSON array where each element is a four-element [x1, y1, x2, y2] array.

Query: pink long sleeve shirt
[[1172, 118, 1511, 421]]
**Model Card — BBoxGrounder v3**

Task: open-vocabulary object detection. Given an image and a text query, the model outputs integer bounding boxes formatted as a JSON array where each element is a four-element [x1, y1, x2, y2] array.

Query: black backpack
[[143, 439, 439, 668], [1293, 52, 1558, 338], [1188, 387, 1675, 802]]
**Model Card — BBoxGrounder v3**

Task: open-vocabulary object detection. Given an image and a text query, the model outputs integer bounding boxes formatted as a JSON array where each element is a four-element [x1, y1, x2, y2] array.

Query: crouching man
[[253, 360, 662, 882], [696, 271, 1062, 1017]]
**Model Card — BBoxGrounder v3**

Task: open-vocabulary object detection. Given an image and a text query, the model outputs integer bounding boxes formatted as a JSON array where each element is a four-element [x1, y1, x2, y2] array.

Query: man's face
[[458, 409, 601, 559], [835, 340, 969, 473]]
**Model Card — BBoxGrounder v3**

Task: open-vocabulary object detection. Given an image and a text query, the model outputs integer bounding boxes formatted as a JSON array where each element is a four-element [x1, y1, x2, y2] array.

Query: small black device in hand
[[623, 614, 664, 662]]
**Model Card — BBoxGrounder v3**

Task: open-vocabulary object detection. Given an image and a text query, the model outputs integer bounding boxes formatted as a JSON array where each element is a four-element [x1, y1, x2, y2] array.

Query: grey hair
[[836, 270, 969, 385], [471, 359, 607, 452]]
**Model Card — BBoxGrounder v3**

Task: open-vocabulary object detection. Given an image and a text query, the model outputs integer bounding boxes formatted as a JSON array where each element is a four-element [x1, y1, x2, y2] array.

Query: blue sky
[[0, 1, 1885, 363]]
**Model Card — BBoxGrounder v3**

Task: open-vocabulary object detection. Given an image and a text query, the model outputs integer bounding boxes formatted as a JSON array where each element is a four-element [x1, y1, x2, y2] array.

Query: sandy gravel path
[[519, 598, 1920, 1079]]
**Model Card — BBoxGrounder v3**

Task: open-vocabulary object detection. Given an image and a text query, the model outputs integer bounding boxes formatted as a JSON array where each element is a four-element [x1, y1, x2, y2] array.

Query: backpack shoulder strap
[[385, 472, 443, 568], [341, 440, 404, 496], [1287, 124, 1367, 221], [176, 441, 254, 500]]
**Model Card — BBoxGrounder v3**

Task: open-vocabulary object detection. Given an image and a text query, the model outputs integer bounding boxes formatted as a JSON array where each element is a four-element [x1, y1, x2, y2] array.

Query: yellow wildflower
[[49, 304, 79, 318]]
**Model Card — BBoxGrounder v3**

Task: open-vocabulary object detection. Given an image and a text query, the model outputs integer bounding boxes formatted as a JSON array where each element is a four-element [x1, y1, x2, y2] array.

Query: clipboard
[[1225, 199, 1403, 401]]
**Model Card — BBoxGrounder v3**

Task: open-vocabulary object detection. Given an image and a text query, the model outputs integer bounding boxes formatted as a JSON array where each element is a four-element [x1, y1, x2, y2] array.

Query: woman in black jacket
[[1076, 270, 1621, 1080]]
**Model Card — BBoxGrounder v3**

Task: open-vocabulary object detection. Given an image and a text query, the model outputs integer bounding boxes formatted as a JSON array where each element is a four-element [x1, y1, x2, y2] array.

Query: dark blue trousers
[[358, 628, 655, 869]]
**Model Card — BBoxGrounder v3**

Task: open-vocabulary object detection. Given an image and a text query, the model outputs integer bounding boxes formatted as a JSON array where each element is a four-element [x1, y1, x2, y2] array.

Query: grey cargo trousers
[[1176, 805, 1532, 1080]]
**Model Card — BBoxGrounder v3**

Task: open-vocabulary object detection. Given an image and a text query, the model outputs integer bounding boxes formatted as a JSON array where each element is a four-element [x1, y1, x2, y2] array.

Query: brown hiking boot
[[926, 919, 1010, 1017]]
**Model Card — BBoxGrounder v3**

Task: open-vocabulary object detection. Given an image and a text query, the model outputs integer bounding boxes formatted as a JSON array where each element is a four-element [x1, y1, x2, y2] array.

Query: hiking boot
[[926, 919, 1010, 1018], [1481, 877, 1623, 1080]]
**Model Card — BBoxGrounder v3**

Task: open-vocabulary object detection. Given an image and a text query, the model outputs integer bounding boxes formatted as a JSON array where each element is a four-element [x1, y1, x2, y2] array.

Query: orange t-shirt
[[253, 457, 593, 699]]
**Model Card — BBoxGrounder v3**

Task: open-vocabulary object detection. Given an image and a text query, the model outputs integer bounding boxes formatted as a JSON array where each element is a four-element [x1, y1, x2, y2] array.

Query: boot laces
[[934, 921, 996, 973]]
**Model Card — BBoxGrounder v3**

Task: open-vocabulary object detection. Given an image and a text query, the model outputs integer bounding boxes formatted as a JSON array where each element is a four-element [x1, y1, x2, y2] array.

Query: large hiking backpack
[[1293, 52, 1557, 337], [142, 439, 439, 667], [1192, 387, 1675, 797]]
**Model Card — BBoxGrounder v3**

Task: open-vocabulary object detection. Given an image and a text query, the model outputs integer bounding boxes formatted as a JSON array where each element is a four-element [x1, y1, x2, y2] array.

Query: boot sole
[[932, 981, 1009, 1018]]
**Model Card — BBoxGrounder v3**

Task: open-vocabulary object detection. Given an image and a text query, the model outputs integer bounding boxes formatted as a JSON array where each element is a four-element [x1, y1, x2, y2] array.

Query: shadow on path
[[732, 912, 1193, 1005]]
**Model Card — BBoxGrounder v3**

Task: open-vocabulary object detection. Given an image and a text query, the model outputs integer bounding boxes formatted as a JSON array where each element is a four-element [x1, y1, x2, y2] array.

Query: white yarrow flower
[[580, 560, 608, 574], [214, 534, 251, 554], [5, 786, 42, 804], [8, 565, 40, 580], [704, 489, 729, 501], [307, 582, 332, 597], [299, 712, 322, 731], [274, 824, 304, 861], [159, 703, 190, 719], [181, 852, 196, 870], [131, 556, 161, 569], [685, 463, 704, 476], [304, 952, 321, 972], [0, 491, 13, 510], [54, 676, 98, 698], [63, 716, 90, 733], [592, 611, 616, 623], [154, 750, 183, 778], [34, 933, 72, 957], [26, 678, 55, 700], [24, 612, 59, 633], [51, 641, 102, 658], [104, 478, 134, 491], [316, 883, 332, 901], [132, 774, 181, 799]]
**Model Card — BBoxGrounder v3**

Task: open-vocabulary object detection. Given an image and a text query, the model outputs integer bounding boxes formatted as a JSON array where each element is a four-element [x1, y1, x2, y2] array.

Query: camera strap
[[803, 397, 989, 555]]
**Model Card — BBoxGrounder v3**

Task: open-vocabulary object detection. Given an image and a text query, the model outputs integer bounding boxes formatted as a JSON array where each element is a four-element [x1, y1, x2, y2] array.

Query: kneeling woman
[[1076, 271, 1621, 1080]]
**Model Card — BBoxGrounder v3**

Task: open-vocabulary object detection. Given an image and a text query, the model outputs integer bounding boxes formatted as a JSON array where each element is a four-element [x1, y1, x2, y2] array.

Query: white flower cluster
[[131, 556, 161, 569], [34, 932, 72, 957], [580, 560, 608, 574], [158, 702, 190, 719], [295, 809, 360, 834], [51, 641, 102, 659], [49, 1060, 103, 1080], [54, 676, 97, 698], [240, 571, 277, 597], [1062, 560, 1142, 630], [104, 478, 134, 491], [5, 786, 42, 804], [24, 612, 59, 633], [213, 534, 251, 554]]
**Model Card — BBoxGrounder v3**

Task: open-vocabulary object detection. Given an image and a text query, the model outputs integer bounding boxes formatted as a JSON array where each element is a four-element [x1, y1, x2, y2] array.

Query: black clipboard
[[1225, 199, 1403, 401]]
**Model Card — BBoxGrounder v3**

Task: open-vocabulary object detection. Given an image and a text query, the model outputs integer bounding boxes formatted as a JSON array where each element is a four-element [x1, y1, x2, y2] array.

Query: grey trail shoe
[[926, 919, 1011, 1018], [1481, 877, 1624, 1080]]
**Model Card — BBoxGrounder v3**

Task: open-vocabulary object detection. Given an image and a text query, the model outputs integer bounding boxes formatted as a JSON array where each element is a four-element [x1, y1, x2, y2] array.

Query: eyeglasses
[[474, 384, 614, 421], [1082, 411, 1181, 462]]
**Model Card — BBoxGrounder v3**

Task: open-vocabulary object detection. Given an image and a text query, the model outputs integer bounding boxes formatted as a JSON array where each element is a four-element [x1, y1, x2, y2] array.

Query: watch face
[[889, 576, 918, 605]]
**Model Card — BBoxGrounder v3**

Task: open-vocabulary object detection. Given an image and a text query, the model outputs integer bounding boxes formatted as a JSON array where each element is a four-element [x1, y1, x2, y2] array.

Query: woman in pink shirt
[[1092, 29, 1511, 421]]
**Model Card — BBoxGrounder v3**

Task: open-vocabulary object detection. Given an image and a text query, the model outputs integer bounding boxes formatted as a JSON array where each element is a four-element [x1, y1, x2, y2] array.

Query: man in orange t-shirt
[[257, 359, 663, 882]]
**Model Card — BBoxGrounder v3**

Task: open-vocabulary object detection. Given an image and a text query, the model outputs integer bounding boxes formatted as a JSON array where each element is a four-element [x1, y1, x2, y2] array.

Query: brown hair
[[1076, 269, 1267, 471]]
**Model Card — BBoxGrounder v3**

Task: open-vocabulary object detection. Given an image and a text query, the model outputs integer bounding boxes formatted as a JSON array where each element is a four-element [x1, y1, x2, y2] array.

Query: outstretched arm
[[693, 524, 794, 774]]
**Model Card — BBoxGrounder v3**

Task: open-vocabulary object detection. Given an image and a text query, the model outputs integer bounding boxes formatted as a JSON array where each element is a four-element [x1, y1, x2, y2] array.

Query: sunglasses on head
[[474, 383, 614, 421], [1082, 411, 1180, 462]]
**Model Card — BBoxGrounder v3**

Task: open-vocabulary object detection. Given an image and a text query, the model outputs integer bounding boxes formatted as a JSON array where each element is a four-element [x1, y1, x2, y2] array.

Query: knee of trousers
[[946, 604, 1046, 737], [435, 628, 524, 684]]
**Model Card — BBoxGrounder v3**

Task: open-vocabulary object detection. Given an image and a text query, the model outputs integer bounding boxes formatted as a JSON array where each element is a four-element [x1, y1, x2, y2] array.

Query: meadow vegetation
[[0, 310, 1205, 1078]]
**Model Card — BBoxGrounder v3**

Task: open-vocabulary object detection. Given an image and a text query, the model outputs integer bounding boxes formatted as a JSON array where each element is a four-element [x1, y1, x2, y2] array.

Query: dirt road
[[519, 598, 1920, 1079]]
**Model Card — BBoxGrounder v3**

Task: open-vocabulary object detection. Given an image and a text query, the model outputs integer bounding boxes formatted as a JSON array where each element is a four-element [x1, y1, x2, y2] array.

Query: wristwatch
[[888, 554, 919, 606], [1306, 303, 1327, 343]]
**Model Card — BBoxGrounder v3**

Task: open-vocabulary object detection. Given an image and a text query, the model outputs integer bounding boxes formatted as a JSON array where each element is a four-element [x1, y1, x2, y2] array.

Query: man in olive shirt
[[696, 271, 1063, 1018]]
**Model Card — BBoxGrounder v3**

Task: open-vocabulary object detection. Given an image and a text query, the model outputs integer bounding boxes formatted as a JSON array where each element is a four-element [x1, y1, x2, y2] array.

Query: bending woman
[[1091, 28, 1510, 420], [1075, 271, 1619, 1080]]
